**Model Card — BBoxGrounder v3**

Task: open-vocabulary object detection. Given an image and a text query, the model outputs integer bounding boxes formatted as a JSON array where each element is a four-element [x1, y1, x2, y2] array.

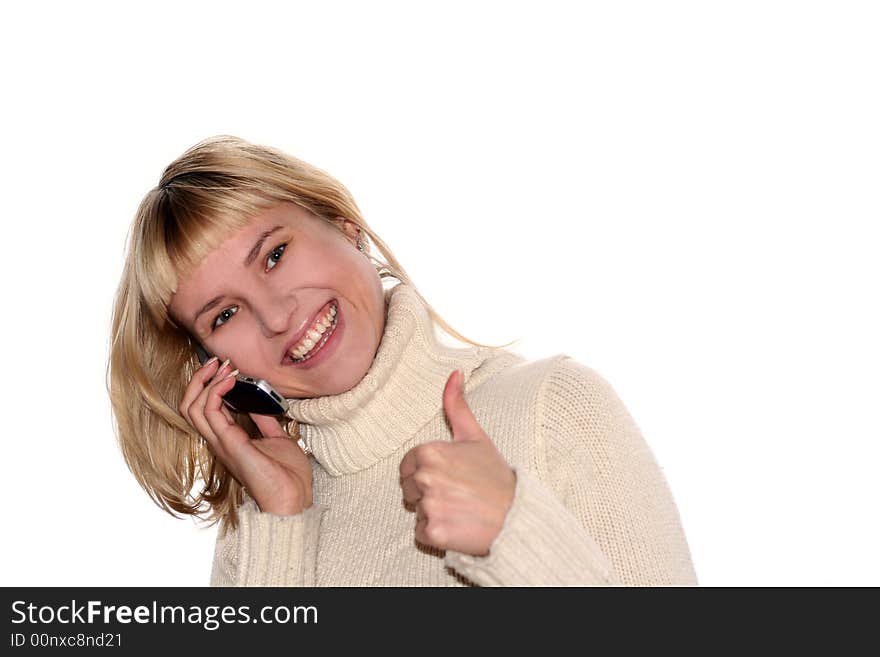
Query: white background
[[1, 1, 877, 586]]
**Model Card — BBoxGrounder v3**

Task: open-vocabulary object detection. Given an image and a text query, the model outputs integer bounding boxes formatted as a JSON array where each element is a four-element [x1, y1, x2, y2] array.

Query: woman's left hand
[[399, 370, 516, 557]]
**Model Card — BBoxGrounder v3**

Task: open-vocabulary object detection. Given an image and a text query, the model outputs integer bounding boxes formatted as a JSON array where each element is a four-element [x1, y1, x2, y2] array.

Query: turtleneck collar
[[284, 283, 497, 476]]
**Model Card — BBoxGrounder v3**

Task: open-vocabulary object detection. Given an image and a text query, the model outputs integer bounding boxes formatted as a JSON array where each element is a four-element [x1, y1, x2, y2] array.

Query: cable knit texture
[[209, 283, 698, 586]]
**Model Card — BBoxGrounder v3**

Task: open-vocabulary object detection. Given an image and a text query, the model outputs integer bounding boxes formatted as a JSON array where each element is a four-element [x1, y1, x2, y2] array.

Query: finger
[[414, 515, 432, 547], [190, 365, 236, 447], [221, 405, 236, 424], [399, 442, 447, 481], [442, 369, 485, 442], [415, 499, 445, 547], [400, 474, 422, 504], [191, 358, 233, 412], [188, 357, 232, 419], [203, 372, 245, 447], [399, 449, 416, 480], [212, 358, 233, 382], [179, 357, 221, 422]]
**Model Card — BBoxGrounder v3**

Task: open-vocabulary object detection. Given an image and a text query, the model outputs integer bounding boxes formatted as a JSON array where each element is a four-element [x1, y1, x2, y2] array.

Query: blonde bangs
[[134, 182, 279, 328]]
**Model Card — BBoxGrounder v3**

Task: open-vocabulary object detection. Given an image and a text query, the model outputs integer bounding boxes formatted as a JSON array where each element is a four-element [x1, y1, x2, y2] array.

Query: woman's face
[[168, 202, 386, 399]]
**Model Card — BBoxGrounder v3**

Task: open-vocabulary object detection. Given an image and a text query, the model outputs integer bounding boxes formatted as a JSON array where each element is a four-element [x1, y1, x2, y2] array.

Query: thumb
[[443, 369, 486, 442]]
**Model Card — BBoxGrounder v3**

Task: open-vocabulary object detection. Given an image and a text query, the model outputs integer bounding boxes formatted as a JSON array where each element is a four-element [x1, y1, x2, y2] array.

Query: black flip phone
[[194, 343, 289, 416]]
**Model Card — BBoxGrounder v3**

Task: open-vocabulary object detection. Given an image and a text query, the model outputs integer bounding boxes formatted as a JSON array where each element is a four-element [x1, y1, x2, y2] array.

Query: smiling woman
[[108, 135, 698, 586], [167, 203, 387, 398], [109, 135, 486, 525]]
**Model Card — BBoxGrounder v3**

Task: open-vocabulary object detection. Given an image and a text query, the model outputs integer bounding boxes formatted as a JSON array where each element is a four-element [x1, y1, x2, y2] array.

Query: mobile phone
[[194, 343, 289, 416]]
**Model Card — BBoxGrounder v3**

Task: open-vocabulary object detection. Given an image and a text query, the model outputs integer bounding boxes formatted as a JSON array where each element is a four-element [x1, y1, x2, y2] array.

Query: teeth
[[290, 302, 338, 361]]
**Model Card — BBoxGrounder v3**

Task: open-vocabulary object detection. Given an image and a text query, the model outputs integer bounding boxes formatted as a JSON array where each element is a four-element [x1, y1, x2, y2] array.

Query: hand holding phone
[[179, 357, 313, 515], [193, 343, 288, 416]]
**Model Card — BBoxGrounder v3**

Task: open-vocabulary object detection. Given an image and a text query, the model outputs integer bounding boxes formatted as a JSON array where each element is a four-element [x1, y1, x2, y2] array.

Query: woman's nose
[[252, 290, 295, 337]]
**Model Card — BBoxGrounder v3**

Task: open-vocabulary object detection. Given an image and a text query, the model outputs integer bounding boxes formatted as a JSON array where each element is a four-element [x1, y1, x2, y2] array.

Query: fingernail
[[224, 369, 239, 380], [204, 356, 218, 367], [219, 358, 231, 372]]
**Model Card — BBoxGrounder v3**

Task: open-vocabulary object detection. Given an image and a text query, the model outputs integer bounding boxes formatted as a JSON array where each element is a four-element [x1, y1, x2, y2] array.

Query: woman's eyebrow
[[193, 297, 223, 325], [243, 225, 283, 267]]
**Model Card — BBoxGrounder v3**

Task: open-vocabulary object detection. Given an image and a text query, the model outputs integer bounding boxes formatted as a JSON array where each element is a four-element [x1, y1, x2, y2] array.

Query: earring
[[356, 231, 367, 253]]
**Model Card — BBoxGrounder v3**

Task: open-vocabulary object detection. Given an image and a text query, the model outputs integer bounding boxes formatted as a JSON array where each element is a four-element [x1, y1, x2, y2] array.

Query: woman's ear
[[331, 216, 361, 245]]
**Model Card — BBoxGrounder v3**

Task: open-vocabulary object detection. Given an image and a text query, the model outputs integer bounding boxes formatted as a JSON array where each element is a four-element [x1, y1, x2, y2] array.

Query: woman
[[109, 135, 698, 586]]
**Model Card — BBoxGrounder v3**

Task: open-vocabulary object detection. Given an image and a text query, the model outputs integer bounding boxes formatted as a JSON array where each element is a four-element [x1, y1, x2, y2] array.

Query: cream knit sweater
[[209, 283, 698, 586]]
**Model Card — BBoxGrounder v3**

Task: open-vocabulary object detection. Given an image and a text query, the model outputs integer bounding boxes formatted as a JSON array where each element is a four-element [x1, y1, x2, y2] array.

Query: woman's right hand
[[180, 358, 313, 516]]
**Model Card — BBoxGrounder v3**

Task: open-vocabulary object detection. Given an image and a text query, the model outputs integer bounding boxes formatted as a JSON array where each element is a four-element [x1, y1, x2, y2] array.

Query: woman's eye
[[212, 306, 239, 330], [266, 243, 286, 271]]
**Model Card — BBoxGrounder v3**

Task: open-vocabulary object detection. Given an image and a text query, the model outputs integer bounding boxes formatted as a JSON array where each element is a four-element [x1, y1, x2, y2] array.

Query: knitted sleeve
[[209, 496, 326, 586], [443, 356, 698, 586]]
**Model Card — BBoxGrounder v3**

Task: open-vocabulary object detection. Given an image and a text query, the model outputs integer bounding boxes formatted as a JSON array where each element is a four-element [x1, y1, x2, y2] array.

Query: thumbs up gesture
[[399, 370, 516, 557]]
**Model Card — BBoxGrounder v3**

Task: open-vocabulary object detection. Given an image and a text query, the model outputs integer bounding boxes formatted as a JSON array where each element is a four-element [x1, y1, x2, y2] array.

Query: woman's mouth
[[288, 300, 339, 363]]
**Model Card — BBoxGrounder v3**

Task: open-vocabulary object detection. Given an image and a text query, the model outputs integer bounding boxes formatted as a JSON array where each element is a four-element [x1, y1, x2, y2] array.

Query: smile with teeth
[[289, 301, 338, 362]]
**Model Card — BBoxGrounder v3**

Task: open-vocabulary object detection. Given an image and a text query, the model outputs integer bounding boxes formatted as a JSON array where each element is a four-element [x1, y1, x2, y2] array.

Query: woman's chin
[[277, 367, 368, 401]]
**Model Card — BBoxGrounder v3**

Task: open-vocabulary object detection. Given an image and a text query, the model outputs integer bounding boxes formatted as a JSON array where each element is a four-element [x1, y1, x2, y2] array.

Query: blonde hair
[[108, 135, 518, 534]]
